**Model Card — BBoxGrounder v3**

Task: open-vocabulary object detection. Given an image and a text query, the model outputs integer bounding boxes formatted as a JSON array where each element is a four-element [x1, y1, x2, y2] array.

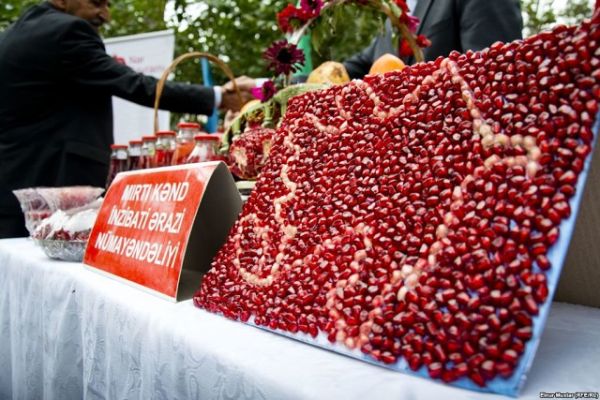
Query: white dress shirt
[[407, 0, 417, 15]]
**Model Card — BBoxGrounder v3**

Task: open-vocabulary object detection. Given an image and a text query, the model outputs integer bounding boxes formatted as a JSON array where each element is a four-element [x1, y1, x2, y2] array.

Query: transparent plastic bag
[[12, 186, 104, 235], [32, 198, 102, 262]]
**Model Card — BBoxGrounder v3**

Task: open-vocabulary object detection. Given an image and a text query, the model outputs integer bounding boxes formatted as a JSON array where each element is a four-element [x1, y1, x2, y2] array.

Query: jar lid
[[178, 122, 201, 129], [129, 140, 143, 145], [155, 130, 177, 137], [142, 135, 157, 141], [194, 134, 220, 141], [111, 144, 128, 150]]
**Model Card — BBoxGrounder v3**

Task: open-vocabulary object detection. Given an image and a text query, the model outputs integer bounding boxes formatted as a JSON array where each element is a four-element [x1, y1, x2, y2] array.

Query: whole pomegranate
[[228, 127, 275, 180]]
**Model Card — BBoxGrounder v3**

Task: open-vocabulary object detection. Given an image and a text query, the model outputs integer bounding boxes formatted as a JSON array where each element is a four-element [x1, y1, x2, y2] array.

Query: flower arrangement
[[254, 0, 430, 99]]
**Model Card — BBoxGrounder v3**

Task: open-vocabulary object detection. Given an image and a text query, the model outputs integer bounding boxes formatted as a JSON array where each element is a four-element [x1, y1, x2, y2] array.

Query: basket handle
[[153, 52, 242, 133]]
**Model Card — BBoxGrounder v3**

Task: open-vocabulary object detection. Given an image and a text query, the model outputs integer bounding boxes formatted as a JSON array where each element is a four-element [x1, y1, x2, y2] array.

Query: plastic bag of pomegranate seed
[[13, 186, 104, 236], [194, 14, 600, 397], [32, 198, 102, 262]]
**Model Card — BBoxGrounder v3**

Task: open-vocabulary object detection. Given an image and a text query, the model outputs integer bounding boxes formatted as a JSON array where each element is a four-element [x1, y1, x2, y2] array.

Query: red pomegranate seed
[[470, 371, 486, 387], [496, 362, 515, 378], [428, 362, 444, 379], [514, 311, 533, 326], [516, 326, 533, 340], [502, 349, 518, 364], [408, 353, 422, 371], [481, 360, 496, 378], [536, 255, 551, 270]]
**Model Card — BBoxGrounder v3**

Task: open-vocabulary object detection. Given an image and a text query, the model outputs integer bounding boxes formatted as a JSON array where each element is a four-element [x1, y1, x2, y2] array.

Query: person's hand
[[223, 76, 256, 92], [220, 90, 255, 112], [220, 76, 256, 112]]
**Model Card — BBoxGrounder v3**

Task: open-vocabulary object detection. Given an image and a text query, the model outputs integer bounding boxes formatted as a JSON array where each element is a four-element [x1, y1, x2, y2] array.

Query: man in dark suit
[[344, 0, 524, 79], [0, 0, 251, 238]]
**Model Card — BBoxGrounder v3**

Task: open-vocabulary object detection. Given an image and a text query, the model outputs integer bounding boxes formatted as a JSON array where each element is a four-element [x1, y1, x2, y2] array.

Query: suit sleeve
[[343, 37, 378, 80], [458, 0, 523, 52], [58, 19, 215, 115]]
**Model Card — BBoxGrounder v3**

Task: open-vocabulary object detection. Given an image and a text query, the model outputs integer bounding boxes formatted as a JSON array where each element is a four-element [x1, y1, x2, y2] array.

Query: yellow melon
[[307, 61, 350, 85]]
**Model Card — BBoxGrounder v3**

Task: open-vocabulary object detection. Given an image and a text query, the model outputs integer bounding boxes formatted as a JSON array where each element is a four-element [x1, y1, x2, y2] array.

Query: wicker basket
[[152, 52, 242, 133]]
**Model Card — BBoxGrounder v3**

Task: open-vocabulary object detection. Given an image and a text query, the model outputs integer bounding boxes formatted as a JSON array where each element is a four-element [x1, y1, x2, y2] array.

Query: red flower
[[405, 14, 420, 33], [277, 4, 311, 33], [397, 0, 421, 33], [263, 40, 306, 75], [251, 80, 278, 102], [398, 38, 413, 57], [300, 0, 323, 17], [416, 34, 432, 48]]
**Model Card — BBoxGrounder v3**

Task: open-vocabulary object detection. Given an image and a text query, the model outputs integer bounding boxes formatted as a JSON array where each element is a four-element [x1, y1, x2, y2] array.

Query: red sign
[[84, 162, 241, 301]]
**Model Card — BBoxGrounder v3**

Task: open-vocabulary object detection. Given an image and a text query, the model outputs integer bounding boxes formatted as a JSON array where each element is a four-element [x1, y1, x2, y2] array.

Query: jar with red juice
[[155, 131, 176, 167], [128, 140, 143, 170], [186, 134, 221, 163], [172, 122, 200, 165], [141, 135, 157, 169], [106, 144, 128, 189]]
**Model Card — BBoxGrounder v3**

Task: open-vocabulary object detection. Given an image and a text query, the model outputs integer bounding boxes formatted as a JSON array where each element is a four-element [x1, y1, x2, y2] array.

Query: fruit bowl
[[34, 239, 87, 262]]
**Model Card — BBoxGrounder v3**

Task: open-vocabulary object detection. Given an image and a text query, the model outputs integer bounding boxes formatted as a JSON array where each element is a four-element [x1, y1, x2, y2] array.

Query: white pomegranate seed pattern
[[196, 18, 600, 387]]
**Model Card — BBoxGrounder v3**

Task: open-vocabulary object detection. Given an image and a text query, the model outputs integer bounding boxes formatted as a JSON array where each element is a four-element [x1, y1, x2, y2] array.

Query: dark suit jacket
[[0, 2, 215, 236], [344, 0, 523, 79]]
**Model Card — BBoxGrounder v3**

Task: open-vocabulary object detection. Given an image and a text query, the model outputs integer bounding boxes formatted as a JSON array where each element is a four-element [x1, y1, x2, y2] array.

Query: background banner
[[104, 30, 175, 144]]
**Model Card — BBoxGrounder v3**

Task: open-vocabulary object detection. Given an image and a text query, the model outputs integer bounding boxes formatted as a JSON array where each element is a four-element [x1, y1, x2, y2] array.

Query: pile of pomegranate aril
[[195, 16, 600, 388]]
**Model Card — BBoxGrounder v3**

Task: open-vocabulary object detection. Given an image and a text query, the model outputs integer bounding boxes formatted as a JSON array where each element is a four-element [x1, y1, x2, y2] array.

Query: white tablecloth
[[1, 238, 599, 400]]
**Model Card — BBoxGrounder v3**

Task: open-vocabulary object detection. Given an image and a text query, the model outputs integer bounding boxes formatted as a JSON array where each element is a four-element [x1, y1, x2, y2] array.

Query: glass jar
[[106, 144, 128, 188], [128, 140, 143, 171], [186, 134, 221, 163], [155, 131, 176, 167], [141, 135, 157, 169], [172, 122, 200, 165]]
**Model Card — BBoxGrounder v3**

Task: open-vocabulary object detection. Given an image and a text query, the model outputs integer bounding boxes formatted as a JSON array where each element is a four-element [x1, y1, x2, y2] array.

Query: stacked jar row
[[106, 122, 222, 188]]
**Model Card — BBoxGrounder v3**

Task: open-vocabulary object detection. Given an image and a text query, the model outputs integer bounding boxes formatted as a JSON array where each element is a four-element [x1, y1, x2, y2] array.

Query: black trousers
[[0, 213, 28, 238]]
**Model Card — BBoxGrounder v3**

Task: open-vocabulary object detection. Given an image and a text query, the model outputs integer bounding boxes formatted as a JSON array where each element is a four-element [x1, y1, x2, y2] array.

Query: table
[[1, 238, 599, 400]]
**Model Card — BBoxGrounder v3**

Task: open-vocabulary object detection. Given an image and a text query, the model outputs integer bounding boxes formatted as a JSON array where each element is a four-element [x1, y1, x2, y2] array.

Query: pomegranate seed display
[[195, 16, 600, 394]]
